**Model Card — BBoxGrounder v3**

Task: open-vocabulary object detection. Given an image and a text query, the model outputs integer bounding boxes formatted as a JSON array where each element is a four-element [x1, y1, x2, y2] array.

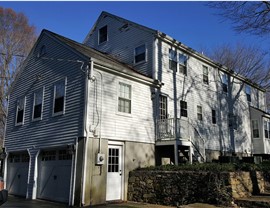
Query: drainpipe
[[81, 60, 92, 206]]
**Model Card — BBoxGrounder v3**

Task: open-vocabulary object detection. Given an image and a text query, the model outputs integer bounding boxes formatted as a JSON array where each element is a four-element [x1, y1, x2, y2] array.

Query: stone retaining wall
[[128, 170, 266, 206]]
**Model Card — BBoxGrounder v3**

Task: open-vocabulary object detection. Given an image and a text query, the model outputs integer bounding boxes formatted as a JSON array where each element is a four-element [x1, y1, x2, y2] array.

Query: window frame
[[15, 96, 26, 126], [53, 78, 67, 117], [252, 120, 260, 138], [134, 44, 146, 64], [222, 73, 228, 93], [117, 82, 132, 115], [159, 95, 168, 120], [179, 53, 187, 75], [212, 109, 217, 124], [98, 25, 108, 45], [32, 87, 44, 121], [197, 105, 203, 121], [180, 100, 188, 118], [245, 84, 251, 102], [202, 65, 209, 85], [169, 49, 177, 71]]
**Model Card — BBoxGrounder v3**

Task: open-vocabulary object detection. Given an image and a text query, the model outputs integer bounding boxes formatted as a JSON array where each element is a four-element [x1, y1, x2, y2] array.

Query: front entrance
[[106, 145, 123, 201]]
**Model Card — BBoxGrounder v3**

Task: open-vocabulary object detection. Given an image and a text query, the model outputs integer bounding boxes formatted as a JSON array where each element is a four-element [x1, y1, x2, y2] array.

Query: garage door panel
[[37, 149, 72, 203]]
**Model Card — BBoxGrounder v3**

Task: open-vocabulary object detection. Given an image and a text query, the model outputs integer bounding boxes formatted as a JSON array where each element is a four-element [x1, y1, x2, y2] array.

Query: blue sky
[[0, 1, 268, 53]]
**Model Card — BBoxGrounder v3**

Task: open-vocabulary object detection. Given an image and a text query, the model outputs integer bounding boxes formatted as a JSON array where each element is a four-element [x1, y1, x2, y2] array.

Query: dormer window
[[134, 44, 146, 64], [99, 25, 108, 44]]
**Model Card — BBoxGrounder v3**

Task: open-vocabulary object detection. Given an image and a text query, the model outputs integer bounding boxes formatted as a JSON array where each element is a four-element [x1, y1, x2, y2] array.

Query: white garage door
[[7, 152, 29, 196], [37, 149, 72, 203]]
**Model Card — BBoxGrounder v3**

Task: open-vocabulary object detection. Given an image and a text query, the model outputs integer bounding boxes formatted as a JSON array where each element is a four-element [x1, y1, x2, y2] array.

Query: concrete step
[[235, 194, 270, 208]]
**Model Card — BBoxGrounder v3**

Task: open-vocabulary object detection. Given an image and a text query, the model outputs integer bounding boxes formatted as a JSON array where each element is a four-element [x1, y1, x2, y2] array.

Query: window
[[16, 97, 25, 125], [53, 79, 66, 115], [99, 25, 108, 44], [180, 100, 187, 117], [197, 105, 202, 121], [169, 49, 177, 71], [222, 74, 228, 93], [159, 95, 167, 120], [33, 88, 43, 120], [212, 109, 217, 124], [134, 44, 146, 64], [203, 66, 209, 85], [264, 120, 269, 138], [179, 53, 187, 75], [118, 82, 131, 114], [41, 150, 56, 161], [245, 84, 251, 102], [252, 120, 259, 138]]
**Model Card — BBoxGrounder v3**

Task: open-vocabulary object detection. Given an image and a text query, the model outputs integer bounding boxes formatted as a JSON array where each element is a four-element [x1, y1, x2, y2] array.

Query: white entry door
[[106, 145, 123, 201]]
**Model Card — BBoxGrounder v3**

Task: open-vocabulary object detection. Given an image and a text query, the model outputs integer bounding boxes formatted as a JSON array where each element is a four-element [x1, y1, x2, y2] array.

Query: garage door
[[37, 149, 72, 203], [6, 152, 29, 196]]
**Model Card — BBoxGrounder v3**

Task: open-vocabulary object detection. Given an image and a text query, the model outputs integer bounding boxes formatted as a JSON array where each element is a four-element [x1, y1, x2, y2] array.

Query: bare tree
[[0, 7, 37, 146], [206, 43, 270, 153], [207, 1, 270, 36]]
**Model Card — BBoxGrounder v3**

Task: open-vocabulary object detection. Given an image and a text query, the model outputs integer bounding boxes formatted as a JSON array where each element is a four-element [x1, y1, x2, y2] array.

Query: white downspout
[[81, 61, 91, 206]]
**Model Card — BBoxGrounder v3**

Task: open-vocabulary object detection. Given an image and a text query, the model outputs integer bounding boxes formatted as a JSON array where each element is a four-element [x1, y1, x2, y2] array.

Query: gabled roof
[[83, 11, 265, 92]]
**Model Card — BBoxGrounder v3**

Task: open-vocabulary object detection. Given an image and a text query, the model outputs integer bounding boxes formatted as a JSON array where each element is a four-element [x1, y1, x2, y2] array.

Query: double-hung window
[[203, 66, 209, 85], [222, 74, 228, 93], [118, 82, 131, 114], [180, 100, 188, 117], [16, 97, 25, 125], [169, 49, 177, 71], [252, 120, 259, 138], [264, 120, 269, 138], [245, 84, 251, 102], [197, 105, 202, 121], [33, 88, 44, 120], [53, 79, 66, 115], [159, 95, 167, 120], [99, 25, 108, 44], [134, 44, 146, 64], [179, 53, 187, 75]]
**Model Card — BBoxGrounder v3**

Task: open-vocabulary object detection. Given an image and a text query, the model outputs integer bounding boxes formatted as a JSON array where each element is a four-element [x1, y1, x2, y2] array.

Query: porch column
[[174, 143, 178, 165]]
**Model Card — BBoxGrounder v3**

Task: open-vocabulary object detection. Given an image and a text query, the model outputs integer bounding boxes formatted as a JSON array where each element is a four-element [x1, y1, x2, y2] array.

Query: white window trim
[[202, 65, 209, 85], [98, 25, 108, 45], [52, 77, 67, 117], [116, 81, 132, 117], [32, 87, 45, 121], [133, 44, 147, 65], [252, 119, 260, 138], [197, 105, 203, 121], [15, 96, 26, 126]]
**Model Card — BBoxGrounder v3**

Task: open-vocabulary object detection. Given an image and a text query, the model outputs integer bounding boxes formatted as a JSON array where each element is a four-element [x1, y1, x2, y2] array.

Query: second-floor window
[[169, 49, 177, 71], [264, 120, 269, 138], [222, 74, 228, 93], [245, 84, 251, 102], [118, 82, 131, 114], [99, 25, 108, 44], [53, 79, 66, 115], [197, 105, 202, 121], [16, 97, 25, 125], [134, 44, 146, 64], [180, 100, 187, 117], [203, 65, 209, 85], [212, 109, 217, 124], [33, 88, 44, 120], [159, 95, 167, 120], [252, 120, 259, 138], [179, 53, 187, 75]]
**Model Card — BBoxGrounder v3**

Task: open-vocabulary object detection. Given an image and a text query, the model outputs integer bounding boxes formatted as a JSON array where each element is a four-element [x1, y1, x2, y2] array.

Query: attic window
[[134, 44, 146, 64], [38, 45, 46, 58], [99, 25, 108, 44]]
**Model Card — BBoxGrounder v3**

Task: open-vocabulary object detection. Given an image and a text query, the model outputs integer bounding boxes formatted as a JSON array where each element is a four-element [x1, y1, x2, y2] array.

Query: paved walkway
[[1, 195, 222, 208]]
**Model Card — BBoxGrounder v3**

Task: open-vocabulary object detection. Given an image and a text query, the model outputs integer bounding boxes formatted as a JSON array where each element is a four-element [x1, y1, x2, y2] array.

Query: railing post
[[174, 143, 179, 165], [189, 145, 193, 164]]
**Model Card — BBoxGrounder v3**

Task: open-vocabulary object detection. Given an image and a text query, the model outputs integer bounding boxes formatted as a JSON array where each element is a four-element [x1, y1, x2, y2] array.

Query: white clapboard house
[[3, 11, 269, 206]]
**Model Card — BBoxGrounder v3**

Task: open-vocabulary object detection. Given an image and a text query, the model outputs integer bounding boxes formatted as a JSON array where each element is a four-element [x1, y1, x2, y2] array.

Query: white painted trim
[[32, 149, 40, 200], [3, 153, 9, 189], [52, 77, 67, 117], [116, 80, 133, 117], [69, 138, 78, 206], [81, 137, 87, 206], [32, 87, 45, 121]]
